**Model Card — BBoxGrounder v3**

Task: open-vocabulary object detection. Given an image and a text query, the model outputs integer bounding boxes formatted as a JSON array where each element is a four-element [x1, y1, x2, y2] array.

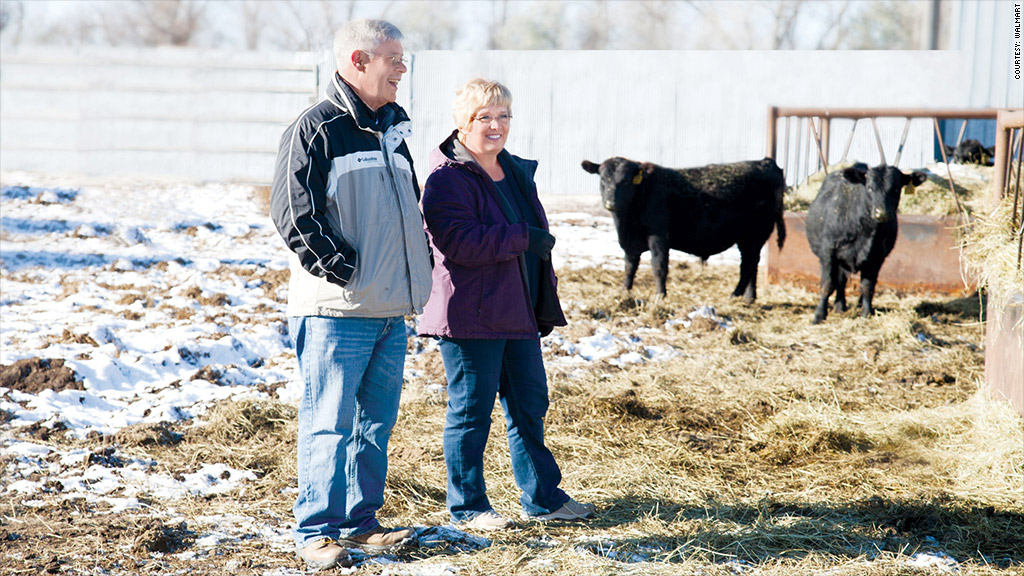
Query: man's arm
[[269, 118, 357, 286]]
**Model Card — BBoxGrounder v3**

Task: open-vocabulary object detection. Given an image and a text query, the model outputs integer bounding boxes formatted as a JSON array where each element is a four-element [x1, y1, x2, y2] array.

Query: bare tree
[[841, 0, 921, 49], [619, 0, 675, 49], [688, 0, 861, 50], [271, 0, 321, 50], [395, 1, 459, 49], [813, 1, 851, 50], [686, 0, 741, 49], [491, 1, 566, 49], [265, 0, 360, 50], [23, 3, 108, 47], [0, 0, 24, 45], [314, 0, 355, 40], [102, 0, 211, 47], [1, 0, 20, 34], [1, 0, 927, 52], [576, 0, 611, 49], [487, 0, 509, 49], [239, 0, 267, 50], [769, 0, 802, 49]]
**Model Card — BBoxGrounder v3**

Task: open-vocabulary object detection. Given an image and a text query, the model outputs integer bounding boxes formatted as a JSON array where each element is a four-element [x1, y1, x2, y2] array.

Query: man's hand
[[322, 244, 358, 286]]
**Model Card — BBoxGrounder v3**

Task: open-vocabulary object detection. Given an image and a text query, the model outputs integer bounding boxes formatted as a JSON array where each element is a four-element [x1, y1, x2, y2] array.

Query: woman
[[418, 78, 595, 531]]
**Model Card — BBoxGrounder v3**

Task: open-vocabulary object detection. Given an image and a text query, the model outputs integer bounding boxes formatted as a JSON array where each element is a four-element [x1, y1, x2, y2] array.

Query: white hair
[[333, 19, 403, 70]]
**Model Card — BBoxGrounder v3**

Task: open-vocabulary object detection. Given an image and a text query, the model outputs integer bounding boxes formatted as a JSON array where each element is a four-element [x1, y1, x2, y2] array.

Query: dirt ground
[[2, 262, 1022, 576]]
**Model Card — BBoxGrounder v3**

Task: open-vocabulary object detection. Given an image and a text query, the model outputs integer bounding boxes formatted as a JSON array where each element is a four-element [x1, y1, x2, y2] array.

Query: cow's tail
[[775, 206, 787, 250], [765, 157, 787, 251]]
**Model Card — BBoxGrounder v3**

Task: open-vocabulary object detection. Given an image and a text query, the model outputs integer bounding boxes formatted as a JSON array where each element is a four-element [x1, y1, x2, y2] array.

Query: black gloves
[[320, 244, 358, 287], [527, 227, 555, 261]]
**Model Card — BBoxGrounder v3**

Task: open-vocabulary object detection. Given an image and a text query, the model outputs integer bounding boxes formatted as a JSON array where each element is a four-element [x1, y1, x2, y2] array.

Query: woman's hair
[[452, 78, 513, 132], [334, 19, 403, 70]]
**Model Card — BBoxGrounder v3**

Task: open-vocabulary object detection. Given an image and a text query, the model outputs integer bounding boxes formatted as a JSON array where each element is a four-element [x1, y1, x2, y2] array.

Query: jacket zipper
[[378, 130, 417, 311], [331, 76, 420, 312], [475, 162, 536, 329]]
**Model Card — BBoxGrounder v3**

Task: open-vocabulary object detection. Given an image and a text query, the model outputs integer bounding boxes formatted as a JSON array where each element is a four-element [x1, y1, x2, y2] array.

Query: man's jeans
[[439, 337, 569, 521], [290, 315, 406, 546]]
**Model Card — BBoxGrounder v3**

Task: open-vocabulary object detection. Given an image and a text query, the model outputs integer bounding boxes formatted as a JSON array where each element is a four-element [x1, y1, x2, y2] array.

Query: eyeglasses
[[472, 113, 512, 125], [368, 52, 408, 67]]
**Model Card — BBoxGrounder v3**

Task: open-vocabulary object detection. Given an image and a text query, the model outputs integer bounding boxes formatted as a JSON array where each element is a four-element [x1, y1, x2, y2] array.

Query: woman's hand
[[527, 227, 555, 260]]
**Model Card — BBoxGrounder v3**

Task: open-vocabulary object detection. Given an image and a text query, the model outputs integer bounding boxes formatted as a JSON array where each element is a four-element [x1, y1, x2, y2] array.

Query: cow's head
[[842, 164, 928, 223], [944, 139, 995, 165], [581, 157, 649, 213]]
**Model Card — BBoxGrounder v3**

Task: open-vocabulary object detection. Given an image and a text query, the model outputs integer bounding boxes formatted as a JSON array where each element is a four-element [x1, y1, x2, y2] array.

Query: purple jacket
[[417, 130, 567, 339]]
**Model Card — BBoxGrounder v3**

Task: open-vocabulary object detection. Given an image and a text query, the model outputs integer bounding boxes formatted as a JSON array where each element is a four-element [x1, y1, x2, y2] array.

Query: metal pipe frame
[[993, 109, 1024, 201], [766, 106, 1013, 161]]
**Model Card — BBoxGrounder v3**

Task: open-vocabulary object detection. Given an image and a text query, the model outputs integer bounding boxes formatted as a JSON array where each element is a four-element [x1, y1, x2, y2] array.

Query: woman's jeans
[[439, 337, 569, 521], [289, 315, 406, 546]]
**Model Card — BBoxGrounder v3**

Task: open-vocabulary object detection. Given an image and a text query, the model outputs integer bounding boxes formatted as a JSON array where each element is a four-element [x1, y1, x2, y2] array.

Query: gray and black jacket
[[270, 73, 432, 318]]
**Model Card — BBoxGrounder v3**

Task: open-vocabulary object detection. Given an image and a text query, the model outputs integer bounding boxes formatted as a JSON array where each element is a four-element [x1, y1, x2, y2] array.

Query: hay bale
[[962, 184, 1024, 321], [785, 162, 992, 216]]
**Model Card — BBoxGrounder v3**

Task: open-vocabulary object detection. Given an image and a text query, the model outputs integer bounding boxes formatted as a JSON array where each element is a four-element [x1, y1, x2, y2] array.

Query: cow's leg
[[812, 258, 836, 324], [733, 244, 759, 303], [833, 268, 848, 313], [623, 252, 641, 292], [858, 264, 882, 318], [648, 235, 669, 297]]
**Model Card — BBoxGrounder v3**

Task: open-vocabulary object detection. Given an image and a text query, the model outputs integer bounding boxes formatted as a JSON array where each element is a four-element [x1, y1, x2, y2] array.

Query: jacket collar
[[431, 129, 537, 183], [328, 72, 409, 133], [431, 130, 545, 225], [438, 129, 478, 166]]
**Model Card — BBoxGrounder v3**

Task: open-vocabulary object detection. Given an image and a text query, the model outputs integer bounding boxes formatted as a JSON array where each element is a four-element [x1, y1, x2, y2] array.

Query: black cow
[[805, 163, 928, 324], [943, 139, 995, 165], [581, 157, 786, 302]]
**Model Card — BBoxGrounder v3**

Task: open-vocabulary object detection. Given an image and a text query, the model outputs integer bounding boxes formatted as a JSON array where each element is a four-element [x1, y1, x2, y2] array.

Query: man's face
[[357, 39, 407, 110]]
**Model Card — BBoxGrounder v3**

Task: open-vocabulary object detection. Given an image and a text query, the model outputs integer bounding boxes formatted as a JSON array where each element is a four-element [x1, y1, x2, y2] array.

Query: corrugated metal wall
[[952, 0, 1023, 108], [936, 1, 1024, 151], [400, 50, 967, 194]]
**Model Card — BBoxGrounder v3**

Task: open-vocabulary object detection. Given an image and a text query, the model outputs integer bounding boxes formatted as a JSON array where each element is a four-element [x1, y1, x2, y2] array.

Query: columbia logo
[[356, 156, 375, 163]]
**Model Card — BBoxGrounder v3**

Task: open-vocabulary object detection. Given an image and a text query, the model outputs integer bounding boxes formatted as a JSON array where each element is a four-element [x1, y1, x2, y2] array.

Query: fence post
[[993, 109, 1024, 202], [821, 118, 831, 167]]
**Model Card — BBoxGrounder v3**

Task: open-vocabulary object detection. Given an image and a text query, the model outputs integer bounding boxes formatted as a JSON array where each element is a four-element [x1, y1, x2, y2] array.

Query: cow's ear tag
[[632, 173, 643, 185]]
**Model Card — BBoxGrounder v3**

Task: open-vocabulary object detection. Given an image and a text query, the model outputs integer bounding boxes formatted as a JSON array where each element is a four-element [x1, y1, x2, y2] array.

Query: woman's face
[[461, 104, 511, 159]]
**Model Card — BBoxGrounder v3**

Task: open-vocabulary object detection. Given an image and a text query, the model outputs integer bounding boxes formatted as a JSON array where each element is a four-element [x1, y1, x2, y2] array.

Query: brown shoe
[[296, 538, 352, 570], [338, 526, 416, 554]]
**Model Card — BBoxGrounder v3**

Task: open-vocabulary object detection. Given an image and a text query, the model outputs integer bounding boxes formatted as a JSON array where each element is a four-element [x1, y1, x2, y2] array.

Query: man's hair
[[452, 78, 513, 131], [334, 19, 403, 70]]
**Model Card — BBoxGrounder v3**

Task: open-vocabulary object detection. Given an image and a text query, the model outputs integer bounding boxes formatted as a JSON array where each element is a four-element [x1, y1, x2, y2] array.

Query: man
[[270, 19, 432, 571]]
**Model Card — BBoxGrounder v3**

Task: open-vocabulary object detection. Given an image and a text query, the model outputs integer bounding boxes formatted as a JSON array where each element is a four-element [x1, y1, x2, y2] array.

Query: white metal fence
[[0, 46, 318, 182], [2, 46, 1017, 192]]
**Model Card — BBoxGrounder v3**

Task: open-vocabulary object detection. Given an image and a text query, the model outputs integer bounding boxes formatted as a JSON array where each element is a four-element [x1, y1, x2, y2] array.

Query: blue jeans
[[289, 315, 406, 546], [439, 337, 569, 521]]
